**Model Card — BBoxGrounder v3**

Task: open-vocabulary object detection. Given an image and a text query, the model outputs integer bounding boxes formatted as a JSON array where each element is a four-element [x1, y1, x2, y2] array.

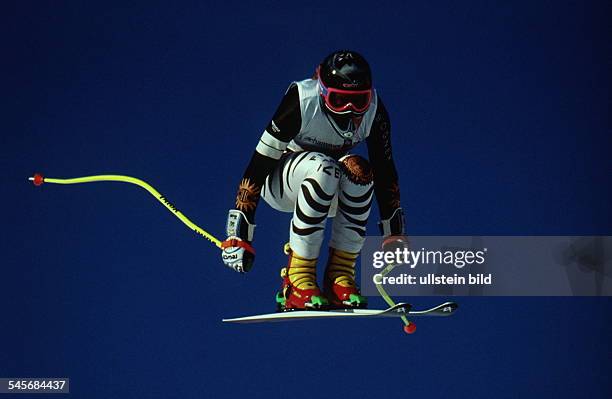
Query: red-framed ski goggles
[[318, 76, 373, 114]]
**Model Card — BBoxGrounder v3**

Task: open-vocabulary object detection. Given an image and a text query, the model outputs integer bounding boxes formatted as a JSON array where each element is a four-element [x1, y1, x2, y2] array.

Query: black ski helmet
[[318, 50, 372, 90], [317, 50, 373, 116]]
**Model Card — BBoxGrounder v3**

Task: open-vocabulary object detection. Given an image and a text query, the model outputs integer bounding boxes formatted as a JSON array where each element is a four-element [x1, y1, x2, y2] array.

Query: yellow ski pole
[[29, 173, 222, 248]]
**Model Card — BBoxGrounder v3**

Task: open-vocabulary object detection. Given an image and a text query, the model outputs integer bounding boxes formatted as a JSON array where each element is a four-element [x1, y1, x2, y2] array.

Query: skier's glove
[[221, 209, 256, 273], [378, 208, 410, 254]]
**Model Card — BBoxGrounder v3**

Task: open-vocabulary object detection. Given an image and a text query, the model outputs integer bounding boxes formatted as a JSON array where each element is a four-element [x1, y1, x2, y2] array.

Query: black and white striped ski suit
[[261, 151, 374, 258], [232, 79, 402, 259]]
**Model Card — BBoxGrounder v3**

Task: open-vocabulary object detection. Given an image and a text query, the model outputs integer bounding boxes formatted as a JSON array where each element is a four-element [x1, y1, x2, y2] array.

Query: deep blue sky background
[[2, 1, 611, 398]]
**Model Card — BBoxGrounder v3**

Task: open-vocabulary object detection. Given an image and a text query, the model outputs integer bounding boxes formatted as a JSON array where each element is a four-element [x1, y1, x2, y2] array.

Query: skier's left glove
[[378, 208, 410, 254], [221, 209, 256, 273]]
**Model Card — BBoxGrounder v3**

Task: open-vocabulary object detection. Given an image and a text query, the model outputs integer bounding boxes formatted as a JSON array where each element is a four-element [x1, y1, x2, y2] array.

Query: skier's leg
[[261, 150, 342, 256], [262, 151, 340, 239], [289, 152, 340, 258], [326, 154, 374, 307], [329, 154, 374, 253], [263, 151, 341, 309], [260, 153, 297, 213]]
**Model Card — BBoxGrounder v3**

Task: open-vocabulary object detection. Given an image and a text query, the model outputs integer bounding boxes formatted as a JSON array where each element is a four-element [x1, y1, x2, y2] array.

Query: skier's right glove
[[378, 208, 410, 254], [221, 209, 256, 273]]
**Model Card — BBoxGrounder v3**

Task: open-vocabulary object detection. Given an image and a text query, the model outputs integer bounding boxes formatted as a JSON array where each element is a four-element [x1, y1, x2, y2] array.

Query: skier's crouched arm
[[221, 209, 256, 273], [221, 83, 301, 273]]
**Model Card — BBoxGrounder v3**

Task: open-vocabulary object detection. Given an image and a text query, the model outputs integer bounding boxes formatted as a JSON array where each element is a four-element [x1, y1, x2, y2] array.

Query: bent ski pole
[[29, 173, 222, 248], [376, 262, 416, 334]]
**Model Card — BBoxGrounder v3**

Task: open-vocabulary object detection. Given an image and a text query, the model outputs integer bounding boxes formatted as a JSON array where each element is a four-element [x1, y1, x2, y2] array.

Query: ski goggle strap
[[318, 77, 372, 114]]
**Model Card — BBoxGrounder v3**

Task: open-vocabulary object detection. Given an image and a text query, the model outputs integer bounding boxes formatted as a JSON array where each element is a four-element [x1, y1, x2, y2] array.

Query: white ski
[[222, 302, 457, 324]]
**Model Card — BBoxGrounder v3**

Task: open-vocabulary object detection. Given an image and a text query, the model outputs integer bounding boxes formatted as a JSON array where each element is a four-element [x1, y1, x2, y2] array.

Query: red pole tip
[[403, 323, 416, 334], [33, 173, 44, 186]]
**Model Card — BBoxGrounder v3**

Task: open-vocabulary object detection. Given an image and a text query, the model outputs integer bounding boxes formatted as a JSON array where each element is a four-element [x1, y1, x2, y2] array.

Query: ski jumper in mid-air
[[221, 50, 407, 310]]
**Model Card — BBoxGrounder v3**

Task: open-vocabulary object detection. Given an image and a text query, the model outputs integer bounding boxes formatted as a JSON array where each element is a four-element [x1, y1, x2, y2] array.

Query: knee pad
[[339, 155, 373, 186]]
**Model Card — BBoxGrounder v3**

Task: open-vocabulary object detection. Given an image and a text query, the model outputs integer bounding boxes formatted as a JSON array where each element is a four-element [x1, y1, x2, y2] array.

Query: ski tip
[[403, 323, 416, 334], [31, 173, 44, 186]]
